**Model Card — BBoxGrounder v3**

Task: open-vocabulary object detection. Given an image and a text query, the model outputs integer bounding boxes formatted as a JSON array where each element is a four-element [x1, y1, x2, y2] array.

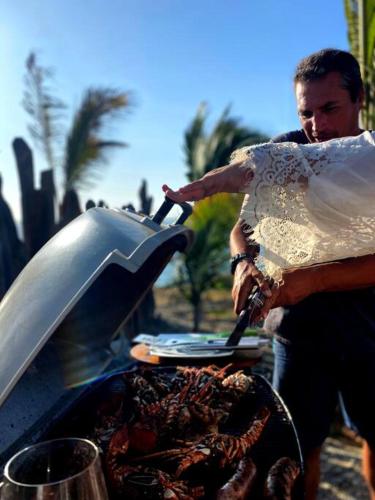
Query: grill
[[0, 199, 304, 499]]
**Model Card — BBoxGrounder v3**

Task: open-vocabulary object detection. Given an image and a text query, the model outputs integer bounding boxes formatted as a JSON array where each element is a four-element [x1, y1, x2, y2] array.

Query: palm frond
[[177, 193, 241, 296], [22, 52, 66, 170], [184, 103, 269, 180], [63, 87, 131, 189], [184, 102, 208, 181]]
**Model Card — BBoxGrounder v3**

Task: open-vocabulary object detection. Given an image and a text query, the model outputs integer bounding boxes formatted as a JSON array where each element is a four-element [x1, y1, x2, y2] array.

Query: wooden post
[[41, 169, 56, 241], [12, 138, 34, 257], [58, 188, 82, 229], [0, 175, 28, 298], [85, 199, 96, 210], [13, 138, 58, 256], [139, 179, 153, 215]]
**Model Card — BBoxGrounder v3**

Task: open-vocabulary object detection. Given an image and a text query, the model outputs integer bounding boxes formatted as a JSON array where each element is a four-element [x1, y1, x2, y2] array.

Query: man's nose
[[311, 112, 328, 133]]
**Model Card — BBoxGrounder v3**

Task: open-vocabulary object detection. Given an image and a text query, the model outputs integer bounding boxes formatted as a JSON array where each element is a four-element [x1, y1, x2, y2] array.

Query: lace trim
[[234, 133, 375, 278]]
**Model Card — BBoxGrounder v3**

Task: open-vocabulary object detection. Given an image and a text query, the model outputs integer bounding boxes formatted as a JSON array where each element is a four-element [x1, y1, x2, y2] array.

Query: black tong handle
[[152, 196, 193, 225]]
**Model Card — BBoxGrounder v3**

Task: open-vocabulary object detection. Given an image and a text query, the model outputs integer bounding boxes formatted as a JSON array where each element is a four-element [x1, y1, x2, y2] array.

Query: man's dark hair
[[294, 48, 363, 102]]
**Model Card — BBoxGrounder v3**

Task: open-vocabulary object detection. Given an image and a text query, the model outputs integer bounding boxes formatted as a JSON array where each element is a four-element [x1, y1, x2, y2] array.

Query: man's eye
[[324, 106, 338, 113], [299, 111, 312, 119]]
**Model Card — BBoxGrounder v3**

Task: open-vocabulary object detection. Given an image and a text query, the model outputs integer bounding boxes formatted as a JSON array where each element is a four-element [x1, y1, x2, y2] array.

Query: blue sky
[[1, 0, 348, 223]]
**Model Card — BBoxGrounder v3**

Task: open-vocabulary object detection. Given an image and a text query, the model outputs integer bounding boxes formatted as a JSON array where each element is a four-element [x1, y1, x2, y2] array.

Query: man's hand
[[162, 162, 252, 203], [232, 259, 272, 314]]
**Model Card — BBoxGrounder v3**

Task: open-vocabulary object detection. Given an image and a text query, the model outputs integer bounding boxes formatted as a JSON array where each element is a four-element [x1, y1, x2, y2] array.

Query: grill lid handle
[[152, 197, 193, 225]]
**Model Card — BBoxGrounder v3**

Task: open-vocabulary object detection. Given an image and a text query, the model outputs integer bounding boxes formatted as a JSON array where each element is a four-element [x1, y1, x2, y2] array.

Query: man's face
[[295, 71, 362, 143]]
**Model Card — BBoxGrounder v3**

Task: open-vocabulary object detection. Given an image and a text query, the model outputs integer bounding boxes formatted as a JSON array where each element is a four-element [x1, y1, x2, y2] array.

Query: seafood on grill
[[263, 456, 301, 500], [215, 455, 257, 499], [119, 365, 255, 454], [85, 365, 301, 499], [124, 369, 173, 405], [171, 406, 271, 476], [107, 463, 204, 499], [127, 406, 269, 465], [106, 426, 204, 499]]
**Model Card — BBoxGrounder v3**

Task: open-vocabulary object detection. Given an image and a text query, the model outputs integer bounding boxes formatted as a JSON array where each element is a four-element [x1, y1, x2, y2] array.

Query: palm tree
[[23, 52, 66, 173], [184, 102, 268, 181], [63, 88, 130, 191], [177, 105, 268, 330], [176, 193, 241, 331], [23, 53, 132, 191], [59, 87, 131, 225], [344, 0, 375, 128], [22, 54, 133, 227]]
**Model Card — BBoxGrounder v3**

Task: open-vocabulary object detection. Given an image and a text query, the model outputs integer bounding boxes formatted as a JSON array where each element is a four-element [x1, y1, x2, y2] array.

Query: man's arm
[[262, 254, 375, 314], [314, 254, 375, 293], [230, 219, 271, 313], [230, 219, 253, 255], [162, 161, 253, 202]]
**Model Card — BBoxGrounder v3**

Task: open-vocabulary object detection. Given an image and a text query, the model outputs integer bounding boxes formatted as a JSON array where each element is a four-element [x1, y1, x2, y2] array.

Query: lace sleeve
[[233, 132, 375, 278]]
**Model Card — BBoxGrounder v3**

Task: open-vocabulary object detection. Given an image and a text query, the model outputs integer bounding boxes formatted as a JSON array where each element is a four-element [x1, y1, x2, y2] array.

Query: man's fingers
[[259, 282, 272, 298], [233, 283, 251, 314], [233, 263, 261, 314], [162, 184, 184, 202], [259, 282, 281, 318], [162, 182, 206, 202], [260, 298, 272, 319], [234, 275, 276, 317], [251, 271, 272, 298]]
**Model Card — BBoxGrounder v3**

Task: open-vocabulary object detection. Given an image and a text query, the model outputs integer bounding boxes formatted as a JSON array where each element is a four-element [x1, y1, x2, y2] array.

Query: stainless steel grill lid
[[0, 202, 193, 412]]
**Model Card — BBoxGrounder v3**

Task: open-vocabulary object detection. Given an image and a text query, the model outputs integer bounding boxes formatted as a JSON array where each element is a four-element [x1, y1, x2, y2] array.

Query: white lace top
[[232, 131, 375, 278]]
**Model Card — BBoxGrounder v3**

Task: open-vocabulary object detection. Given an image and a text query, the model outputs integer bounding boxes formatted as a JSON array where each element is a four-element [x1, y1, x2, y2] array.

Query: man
[[163, 49, 375, 498], [229, 49, 375, 499]]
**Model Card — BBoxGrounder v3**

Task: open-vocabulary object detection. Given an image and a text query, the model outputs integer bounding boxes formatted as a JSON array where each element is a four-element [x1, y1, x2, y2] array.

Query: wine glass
[[0, 437, 108, 499]]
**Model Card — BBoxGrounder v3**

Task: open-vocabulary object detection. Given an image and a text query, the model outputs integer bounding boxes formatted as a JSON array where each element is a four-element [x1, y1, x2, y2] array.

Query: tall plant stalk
[[344, 0, 375, 128]]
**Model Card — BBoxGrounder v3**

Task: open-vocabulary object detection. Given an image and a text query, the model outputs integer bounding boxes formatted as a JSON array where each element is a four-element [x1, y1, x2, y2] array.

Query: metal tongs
[[225, 284, 270, 347], [187, 283, 272, 352]]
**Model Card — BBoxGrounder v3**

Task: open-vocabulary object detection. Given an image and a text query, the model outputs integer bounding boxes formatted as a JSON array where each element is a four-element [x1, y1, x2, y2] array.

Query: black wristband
[[230, 252, 255, 275]]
